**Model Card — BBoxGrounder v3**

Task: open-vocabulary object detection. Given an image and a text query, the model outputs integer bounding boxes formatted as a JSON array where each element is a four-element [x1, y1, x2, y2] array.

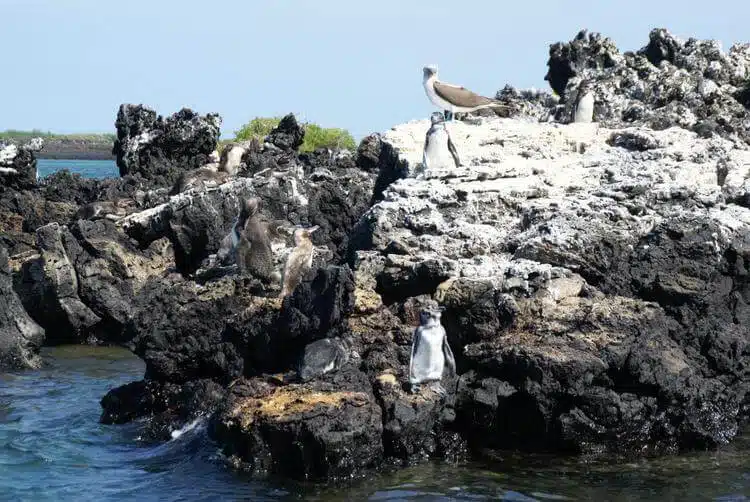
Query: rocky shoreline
[[2, 28, 750, 482], [39, 137, 115, 160]]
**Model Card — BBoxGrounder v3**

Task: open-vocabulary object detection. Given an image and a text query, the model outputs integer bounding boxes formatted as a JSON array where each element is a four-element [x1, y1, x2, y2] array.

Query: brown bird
[[423, 65, 509, 121], [235, 198, 274, 281], [279, 225, 319, 298]]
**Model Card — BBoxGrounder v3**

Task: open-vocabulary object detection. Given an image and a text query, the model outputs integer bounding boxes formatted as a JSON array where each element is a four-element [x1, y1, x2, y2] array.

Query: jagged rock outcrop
[[350, 115, 750, 457], [119, 120, 373, 276], [540, 29, 750, 143], [93, 30, 750, 484], [15, 221, 172, 344], [0, 244, 44, 369], [112, 104, 221, 186], [0, 138, 42, 189]]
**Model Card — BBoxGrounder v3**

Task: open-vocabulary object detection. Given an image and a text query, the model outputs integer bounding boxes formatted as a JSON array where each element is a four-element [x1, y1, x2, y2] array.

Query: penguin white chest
[[573, 92, 594, 123], [423, 128, 455, 171], [409, 325, 446, 384]]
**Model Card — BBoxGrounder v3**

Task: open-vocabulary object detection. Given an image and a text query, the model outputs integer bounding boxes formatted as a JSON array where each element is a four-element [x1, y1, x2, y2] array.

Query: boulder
[[15, 221, 172, 344], [209, 367, 383, 480], [0, 244, 44, 369]]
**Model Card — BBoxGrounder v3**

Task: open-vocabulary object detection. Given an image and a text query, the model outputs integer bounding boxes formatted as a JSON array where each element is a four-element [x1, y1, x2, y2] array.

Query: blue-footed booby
[[423, 65, 508, 121]]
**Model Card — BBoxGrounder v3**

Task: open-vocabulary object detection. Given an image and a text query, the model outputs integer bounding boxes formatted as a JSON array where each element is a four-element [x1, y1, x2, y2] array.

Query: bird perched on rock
[[297, 338, 350, 382], [279, 225, 319, 298], [234, 198, 275, 282], [409, 302, 455, 396], [420, 112, 461, 177], [423, 65, 509, 121], [571, 79, 595, 124]]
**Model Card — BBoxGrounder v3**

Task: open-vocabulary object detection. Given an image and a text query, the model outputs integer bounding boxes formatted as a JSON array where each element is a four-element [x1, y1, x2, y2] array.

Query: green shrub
[[233, 116, 356, 152], [301, 123, 356, 152], [234, 117, 282, 143]]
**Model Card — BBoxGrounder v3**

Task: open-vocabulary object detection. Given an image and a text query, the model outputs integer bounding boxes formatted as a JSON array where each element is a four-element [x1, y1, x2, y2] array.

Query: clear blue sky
[[1, 0, 747, 139]]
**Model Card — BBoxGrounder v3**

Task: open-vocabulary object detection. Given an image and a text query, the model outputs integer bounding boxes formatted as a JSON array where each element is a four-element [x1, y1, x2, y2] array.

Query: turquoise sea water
[[37, 159, 118, 179], [2, 348, 750, 501]]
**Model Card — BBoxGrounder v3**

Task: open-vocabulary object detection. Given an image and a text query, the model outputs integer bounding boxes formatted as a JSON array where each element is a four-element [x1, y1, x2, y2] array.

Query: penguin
[[297, 338, 350, 382], [279, 225, 319, 298], [409, 303, 455, 395], [218, 142, 246, 176], [235, 198, 275, 282], [571, 79, 595, 124], [421, 112, 461, 177]]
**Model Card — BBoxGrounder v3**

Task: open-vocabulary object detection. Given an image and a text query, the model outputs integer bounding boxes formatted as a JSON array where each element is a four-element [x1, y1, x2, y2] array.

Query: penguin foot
[[430, 382, 447, 397]]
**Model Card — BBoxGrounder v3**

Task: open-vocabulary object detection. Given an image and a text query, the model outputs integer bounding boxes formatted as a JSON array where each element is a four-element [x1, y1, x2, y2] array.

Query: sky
[[1, 0, 749, 140]]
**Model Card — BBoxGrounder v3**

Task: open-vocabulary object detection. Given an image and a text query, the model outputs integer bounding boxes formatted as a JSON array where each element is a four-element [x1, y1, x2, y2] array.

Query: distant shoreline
[[39, 137, 115, 161], [1, 131, 116, 161]]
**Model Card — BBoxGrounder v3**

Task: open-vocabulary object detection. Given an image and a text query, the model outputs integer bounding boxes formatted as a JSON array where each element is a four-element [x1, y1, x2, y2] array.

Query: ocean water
[[2, 348, 750, 501], [37, 159, 118, 179]]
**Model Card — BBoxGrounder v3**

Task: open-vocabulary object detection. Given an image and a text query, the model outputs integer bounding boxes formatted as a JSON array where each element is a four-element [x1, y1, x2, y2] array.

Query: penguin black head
[[238, 197, 260, 225], [423, 65, 438, 80], [419, 304, 444, 326], [293, 225, 319, 245], [577, 78, 591, 94], [429, 112, 445, 126]]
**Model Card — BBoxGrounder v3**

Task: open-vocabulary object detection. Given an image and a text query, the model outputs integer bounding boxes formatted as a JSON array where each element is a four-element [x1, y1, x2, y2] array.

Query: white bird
[[423, 65, 509, 121], [409, 304, 456, 396], [571, 79, 595, 123], [421, 112, 461, 177]]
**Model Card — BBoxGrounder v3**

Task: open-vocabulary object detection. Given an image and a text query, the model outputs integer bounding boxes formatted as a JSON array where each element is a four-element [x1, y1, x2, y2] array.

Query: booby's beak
[[308, 225, 320, 233]]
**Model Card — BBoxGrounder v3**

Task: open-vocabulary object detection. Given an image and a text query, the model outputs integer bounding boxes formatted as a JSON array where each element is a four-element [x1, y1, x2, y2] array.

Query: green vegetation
[[233, 117, 356, 152], [0, 130, 116, 142]]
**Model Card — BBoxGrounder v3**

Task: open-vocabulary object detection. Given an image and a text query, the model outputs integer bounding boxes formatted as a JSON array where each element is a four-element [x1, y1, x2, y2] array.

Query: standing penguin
[[409, 303, 455, 395], [235, 198, 275, 281], [421, 112, 461, 177], [217, 197, 252, 265], [279, 225, 319, 298], [571, 79, 595, 124]]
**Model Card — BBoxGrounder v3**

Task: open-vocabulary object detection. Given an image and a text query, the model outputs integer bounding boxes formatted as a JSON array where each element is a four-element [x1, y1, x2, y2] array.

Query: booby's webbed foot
[[409, 383, 422, 394]]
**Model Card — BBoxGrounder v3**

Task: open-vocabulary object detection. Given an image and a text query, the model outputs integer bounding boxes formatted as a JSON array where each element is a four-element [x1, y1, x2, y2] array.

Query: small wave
[[170, 417, 206, 440]]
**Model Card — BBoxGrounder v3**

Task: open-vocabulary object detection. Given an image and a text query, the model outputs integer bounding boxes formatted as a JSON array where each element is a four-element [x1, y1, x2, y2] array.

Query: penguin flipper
[[447, 134, 461, 167], [408, 327, 422, 383], [442, 332, 456, 375]]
